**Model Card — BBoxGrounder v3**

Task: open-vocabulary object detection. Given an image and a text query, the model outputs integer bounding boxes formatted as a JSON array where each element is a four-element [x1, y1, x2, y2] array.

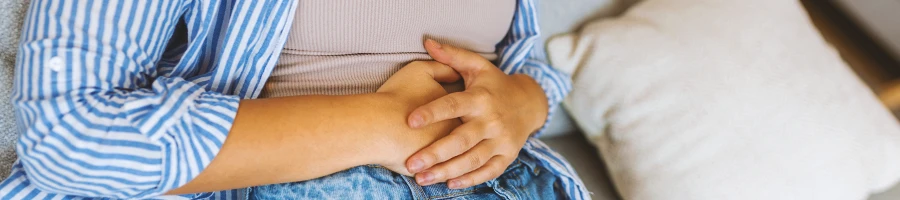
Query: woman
[[0, 0, 587, 199]]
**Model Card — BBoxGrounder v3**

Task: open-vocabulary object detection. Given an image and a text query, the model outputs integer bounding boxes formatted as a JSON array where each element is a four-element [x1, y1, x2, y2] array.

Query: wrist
[[364, 93, 418, 165], [512, 74, 549, 132], [365, 93, 461, 174]]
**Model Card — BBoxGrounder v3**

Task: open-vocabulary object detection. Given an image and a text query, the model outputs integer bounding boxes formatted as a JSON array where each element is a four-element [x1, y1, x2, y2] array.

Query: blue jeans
[[249, 152, 563, 200]]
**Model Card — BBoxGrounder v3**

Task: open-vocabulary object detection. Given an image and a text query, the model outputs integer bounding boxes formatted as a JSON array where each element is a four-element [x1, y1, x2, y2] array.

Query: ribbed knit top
[[261, 0, 516, 97]]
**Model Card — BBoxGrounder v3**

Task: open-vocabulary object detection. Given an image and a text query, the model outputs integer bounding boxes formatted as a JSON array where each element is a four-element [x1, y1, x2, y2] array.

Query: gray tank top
[[261, 0, 516, 97]]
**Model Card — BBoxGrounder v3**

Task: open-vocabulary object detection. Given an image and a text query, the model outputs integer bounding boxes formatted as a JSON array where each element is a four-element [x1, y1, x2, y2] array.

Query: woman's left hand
[[405, 39, 549, 189]]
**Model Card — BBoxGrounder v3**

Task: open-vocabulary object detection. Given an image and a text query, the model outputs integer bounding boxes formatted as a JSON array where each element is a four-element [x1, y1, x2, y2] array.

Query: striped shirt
[[0, 0, 588, 199]]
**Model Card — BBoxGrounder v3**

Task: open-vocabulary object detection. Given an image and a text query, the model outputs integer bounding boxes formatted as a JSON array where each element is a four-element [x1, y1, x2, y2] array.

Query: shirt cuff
[[152, 78, 241, 194]]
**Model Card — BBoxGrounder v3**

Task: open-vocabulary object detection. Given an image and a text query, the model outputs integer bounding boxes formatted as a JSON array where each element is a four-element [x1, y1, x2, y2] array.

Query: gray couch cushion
[[541, 134, 620, 200], [0, 56, 15, 180], [0, 0, 29, 179]]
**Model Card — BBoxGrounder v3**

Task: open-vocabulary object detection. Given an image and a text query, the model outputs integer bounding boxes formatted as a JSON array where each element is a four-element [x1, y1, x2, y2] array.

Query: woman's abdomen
[[261, 53, 432, 97]]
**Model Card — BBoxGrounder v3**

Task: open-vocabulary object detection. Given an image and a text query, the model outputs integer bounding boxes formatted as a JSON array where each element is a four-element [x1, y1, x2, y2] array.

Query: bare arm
[[169, 94, 397, 194], [168, 61, 461, 194]]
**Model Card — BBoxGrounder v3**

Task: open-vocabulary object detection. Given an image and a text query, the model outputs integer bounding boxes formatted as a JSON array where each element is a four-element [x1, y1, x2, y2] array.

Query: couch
[[535, 1, 900, 199], [2, 0, 899, 199]]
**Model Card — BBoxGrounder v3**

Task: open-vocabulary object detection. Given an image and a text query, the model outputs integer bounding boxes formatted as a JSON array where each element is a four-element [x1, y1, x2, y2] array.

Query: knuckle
[[455, 134, 473, 150], [485, 139, 504, 151], [491, 120, 505, 130], [444, 96, 460, 113], [474, 95, 489, 106], [467, 154, 483, 168], [472, 89, 492, 103], [424, 151, 442, 163], [484, 121, 503, 137], [478, 87, 497, 98], [487, 112, 503, 123], [496, 124, 508, 136]]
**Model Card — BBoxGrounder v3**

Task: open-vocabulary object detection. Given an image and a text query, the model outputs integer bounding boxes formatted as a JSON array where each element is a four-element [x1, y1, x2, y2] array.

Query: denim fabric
[[249, 153, 563, 200]]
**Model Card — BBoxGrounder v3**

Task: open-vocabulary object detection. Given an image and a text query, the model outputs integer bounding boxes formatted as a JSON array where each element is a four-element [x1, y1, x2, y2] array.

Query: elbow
[[10, 87, 231, 198], [16, 142, 165, 198], [14, 117, 166, 198], [16, 137, 165, 198]]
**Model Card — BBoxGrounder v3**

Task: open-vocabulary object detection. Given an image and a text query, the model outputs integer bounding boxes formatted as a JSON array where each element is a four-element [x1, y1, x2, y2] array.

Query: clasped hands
[[374, 39, 549, 189]]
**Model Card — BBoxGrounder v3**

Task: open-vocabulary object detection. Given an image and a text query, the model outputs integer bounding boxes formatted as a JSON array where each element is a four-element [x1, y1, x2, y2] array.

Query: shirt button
[[47, 57, 64, 72]]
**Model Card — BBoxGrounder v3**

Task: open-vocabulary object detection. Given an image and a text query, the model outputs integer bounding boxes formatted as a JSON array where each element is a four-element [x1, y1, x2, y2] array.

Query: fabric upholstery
[[548, 0, 900, 199]]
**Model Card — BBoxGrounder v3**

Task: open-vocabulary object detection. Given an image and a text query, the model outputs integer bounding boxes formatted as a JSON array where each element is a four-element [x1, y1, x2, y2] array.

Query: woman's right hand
[[374, 61, 463, 176]]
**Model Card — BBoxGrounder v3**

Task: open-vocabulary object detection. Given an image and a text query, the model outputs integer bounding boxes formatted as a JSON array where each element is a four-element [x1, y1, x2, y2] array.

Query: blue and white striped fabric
[[0, 0, 588, 199]]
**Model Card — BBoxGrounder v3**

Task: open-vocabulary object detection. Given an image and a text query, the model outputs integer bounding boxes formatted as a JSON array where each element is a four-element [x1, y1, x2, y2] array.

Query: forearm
[[168, 93, 410, 194]]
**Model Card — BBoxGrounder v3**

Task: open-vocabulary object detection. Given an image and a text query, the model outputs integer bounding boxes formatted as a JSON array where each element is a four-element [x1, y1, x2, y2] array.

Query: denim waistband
[[246, 151, 556, 200]]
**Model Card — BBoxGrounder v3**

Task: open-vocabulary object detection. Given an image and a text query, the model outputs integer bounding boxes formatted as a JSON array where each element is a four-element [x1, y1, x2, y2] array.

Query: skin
[[168, 40, 547, 194], [167, 61, 462, 194], [406, 40, 549, 189]]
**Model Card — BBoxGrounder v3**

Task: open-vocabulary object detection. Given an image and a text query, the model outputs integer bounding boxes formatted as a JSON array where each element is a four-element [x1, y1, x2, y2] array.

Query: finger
[[424, 39, 494, 77], [414, 61, 461, 83], [414, 140, 498, 186], [406, 121, 486, 173], [446, 156, 512, 189], [408, 91, 478, 128]]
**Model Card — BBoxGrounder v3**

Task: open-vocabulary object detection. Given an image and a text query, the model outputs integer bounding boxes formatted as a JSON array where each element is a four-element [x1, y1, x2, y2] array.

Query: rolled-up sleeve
[[495, 0, 572, 137], [11, 0, 237, 198]]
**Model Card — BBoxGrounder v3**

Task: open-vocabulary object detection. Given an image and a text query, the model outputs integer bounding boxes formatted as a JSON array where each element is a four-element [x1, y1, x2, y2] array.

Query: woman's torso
[[261, 0, 516, 97]]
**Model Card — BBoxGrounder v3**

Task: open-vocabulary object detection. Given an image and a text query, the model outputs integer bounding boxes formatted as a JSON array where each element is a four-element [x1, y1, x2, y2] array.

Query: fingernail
[[426, 39, 442, 49], [408, 159, 424, 173], [409, 115, 424, 128], [448, 180, 461, 189], [417, 172, 435, 185]]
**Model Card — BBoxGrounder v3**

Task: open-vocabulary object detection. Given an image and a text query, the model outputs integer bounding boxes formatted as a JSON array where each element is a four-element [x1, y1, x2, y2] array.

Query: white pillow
[[547, 0, 900, 199]]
